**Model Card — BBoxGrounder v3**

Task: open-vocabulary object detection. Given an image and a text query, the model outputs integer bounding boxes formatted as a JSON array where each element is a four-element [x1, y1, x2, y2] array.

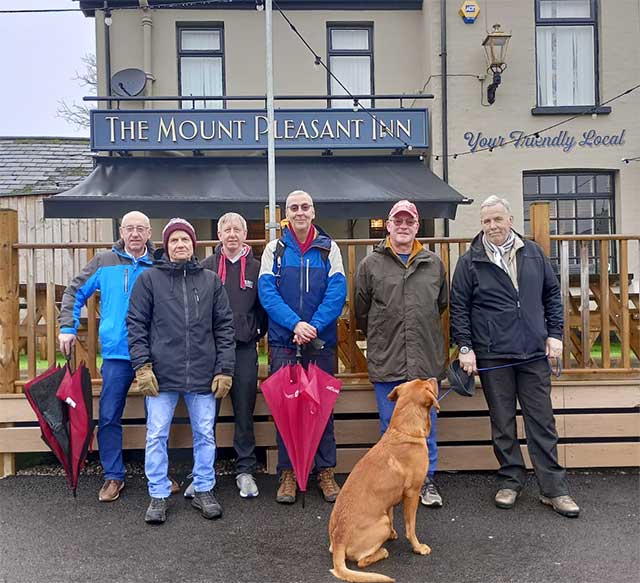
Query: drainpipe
[[440, 0, 450, 236], [103, 1, 112, 109], [140, 0, 154, 107]]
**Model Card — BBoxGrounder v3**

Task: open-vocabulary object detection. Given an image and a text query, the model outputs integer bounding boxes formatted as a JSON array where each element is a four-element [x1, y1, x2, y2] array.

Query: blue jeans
[[373, 380, 439, 478], [98, 359, 134, 481], [145, 391, 216, 498]]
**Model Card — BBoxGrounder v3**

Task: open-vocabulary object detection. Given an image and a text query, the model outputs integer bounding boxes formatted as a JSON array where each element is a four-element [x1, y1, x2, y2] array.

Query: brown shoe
[[169, 477, 180, 496], [98, 479, 125, 502], [276, 469, 297, 504], [318, 468, 340, 503]]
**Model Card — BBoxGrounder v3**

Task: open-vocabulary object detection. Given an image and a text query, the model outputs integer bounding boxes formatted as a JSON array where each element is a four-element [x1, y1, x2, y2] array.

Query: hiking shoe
[[145, 497, 168, 524], [495, 488, 520, 509], [192, 489, 223, 519], [540, 495, 580, 518], [276, 469, 297, 504], [98, 479, 124, 502], [169, 476, 180, 496], [318, 468, 340, 503], [236, 473, 259, 498], [420, 477, 443, 507], [184, 480, 195, 499]]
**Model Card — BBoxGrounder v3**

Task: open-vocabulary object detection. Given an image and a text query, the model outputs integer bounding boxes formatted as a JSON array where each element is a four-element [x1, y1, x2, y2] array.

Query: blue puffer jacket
[[258, 225, 347, 349], [59, 240, 153, 360]]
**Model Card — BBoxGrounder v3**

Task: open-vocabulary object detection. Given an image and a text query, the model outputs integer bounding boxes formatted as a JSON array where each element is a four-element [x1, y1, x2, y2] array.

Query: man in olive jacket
[[355, 200, 448, 507]]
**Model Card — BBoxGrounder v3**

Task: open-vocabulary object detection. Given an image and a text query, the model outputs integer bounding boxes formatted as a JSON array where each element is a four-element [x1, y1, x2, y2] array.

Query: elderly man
[[355, 200, 447, 508], [259, 190, 347, 505], [450, 195, 579, 518], [58, 210, 155, 503], [128, 218, 235, 524]]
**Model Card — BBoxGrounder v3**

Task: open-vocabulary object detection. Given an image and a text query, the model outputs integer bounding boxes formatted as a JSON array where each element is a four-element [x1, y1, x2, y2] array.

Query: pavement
[[0, 469, 638, 583]]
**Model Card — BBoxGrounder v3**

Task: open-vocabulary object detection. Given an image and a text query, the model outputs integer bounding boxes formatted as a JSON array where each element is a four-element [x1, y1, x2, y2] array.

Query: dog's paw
[[388, 528, 398, 540], [412, 543, 431, 555]]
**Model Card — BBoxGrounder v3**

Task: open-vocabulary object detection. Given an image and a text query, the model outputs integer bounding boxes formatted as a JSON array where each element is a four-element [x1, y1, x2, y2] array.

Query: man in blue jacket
[[259, 190, 347, 505], [450, 195, 579, 518], [58, 211, 154, 503]]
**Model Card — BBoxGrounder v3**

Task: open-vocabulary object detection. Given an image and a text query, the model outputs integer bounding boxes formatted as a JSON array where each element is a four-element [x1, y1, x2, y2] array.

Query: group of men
[[58, 189, 579, 525]]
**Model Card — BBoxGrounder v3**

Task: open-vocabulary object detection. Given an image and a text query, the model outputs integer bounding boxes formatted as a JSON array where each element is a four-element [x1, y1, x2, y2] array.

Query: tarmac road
[[0, 470, 638, 583]]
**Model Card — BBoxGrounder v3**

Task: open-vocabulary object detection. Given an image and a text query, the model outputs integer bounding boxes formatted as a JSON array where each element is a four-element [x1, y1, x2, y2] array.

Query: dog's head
[[387, 379, 440, 437]]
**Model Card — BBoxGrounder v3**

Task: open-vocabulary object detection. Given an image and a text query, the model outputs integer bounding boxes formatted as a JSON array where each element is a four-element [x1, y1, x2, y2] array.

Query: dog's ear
[[427, 378, 440, 412], [387, 385, 401, 402]]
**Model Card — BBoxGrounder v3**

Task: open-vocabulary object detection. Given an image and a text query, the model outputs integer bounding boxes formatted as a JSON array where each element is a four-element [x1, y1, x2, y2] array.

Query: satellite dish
[[111, 68, 146, 97]]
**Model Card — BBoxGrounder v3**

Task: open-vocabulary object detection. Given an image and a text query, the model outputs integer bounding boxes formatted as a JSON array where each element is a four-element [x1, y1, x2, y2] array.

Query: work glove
[[211, 374, 233, 399], [135, 363, 159, 397]]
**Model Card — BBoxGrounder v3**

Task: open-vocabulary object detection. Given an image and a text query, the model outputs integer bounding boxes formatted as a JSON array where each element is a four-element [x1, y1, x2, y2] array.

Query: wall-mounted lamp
[[255, 0, 265, 11], [482, 24, 511, 104]]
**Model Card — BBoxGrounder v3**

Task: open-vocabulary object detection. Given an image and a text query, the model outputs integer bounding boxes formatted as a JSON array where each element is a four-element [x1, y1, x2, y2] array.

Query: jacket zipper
[[306, 259, 310, 293], [182, 268, 191, 388], [124, 268, 129, 293], [298, 252, 304, 314], [194, 287, 200, 319]]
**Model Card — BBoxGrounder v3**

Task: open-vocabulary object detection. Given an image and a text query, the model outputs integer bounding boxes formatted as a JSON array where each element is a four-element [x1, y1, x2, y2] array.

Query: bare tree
[[57, 53, 97, 130]]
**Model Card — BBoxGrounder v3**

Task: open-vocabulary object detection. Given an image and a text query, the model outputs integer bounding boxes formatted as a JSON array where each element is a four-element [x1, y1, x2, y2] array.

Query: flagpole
[[265, 0, 277, 241]]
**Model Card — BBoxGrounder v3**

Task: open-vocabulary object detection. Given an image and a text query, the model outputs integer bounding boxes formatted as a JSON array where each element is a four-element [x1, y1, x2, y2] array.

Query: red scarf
[[290, 225, 316, 255], [217, 244, 250, 289]]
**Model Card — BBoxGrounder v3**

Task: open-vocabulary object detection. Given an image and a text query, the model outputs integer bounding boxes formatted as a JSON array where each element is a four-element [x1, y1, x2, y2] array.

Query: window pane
[[329, 55, 371, 108], [524, 220, 531, 236], [331, 29, 369, 50], [549, 202, 557, 219], [558, 200, 574, 218], [523, 175, 538, 194], [180, 57, 223, 109], [558, 175, 575, 194], [181, 30, 221, 51], [594, 199, 610, 216], [559, 219, 574, 234], [595, 174, 612, 193], [577, 218, 592, 235], [577, 175, 595, 193], [540, 175, 557, 194], [539, 0, 591, 18], [576, 199, 593, 217], [536, 26, 595, 106]]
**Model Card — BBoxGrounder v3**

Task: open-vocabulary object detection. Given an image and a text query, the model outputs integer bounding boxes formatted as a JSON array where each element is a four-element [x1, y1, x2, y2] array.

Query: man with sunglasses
[[259, 190, 347, 505], [355, 200, 448, 508], [450, 195, 579, 517], [59, 211, 156, 503]]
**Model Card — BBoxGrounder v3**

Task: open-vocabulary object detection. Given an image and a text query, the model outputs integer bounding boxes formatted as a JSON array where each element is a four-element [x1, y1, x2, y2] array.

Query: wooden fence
[[0, 205, 638, 477]]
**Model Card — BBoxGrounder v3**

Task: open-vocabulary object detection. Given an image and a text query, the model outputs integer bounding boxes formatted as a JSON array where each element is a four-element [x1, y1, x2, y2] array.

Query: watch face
[[459, 346, 470, 354]]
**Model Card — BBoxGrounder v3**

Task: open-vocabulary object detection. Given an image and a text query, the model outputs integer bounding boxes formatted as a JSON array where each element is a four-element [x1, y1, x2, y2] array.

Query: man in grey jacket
[[355, 200, 448, 507]]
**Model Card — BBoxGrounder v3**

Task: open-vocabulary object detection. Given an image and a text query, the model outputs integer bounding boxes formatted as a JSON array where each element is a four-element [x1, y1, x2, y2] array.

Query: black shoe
[[192, 489, 223, 519], [145, 497, 168, 524]]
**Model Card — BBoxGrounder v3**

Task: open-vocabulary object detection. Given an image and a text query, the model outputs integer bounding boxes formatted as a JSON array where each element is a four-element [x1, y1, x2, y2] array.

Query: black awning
[[43, 155, 472, 220]]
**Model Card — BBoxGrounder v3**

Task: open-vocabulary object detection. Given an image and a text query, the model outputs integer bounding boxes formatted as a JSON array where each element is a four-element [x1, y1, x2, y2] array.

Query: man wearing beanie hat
[[128, 217, 235, 524], [355, 199, 447, 509]]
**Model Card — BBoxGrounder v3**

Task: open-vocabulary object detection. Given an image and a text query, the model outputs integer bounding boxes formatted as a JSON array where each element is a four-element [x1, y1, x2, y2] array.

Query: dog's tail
[[329, 543, 395, 583]]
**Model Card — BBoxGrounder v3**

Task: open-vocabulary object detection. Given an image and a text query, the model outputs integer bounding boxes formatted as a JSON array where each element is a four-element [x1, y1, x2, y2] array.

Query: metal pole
[[265, 0, 277, 241], [440, 0, 450, 237]]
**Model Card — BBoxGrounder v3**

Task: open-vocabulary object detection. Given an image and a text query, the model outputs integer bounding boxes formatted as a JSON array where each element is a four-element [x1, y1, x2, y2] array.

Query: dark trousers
[[478, 357, 569, 497], [230, 343, 259, 475], [270, 345, 337, 476]]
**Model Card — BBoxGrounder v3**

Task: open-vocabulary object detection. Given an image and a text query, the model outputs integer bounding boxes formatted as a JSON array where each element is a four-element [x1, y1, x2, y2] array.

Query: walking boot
[[318, 468, 340, 503], [276, 470, 297, 504], [192, 489, 223, 519], [145, 497, 168, 524]]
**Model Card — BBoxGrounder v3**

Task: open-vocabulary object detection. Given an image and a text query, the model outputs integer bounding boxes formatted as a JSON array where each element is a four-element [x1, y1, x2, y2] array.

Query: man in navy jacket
[[450, 195, 579, 518]]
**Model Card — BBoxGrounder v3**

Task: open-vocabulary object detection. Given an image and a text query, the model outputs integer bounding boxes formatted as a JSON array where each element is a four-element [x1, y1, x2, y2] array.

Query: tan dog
[[328, 379, 440, 583]]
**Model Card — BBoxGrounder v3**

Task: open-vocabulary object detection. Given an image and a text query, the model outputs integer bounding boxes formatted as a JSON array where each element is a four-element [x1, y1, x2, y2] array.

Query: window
[[327, 24, 373, 109], [178, 26, 224, 109], [523, 171, 615, 273], [535, 0, 599, 109]]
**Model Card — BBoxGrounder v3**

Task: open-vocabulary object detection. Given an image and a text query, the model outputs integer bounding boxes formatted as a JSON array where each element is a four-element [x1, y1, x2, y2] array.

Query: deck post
[[530, 202, 551, 256]]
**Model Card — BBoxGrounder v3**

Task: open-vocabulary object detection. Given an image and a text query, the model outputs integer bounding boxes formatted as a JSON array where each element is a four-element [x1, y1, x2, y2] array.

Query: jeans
[[145, 391, 216, 498], [270, 345, 337, 475], [98, 359, 134, 481], [373, 380, 439, 478]]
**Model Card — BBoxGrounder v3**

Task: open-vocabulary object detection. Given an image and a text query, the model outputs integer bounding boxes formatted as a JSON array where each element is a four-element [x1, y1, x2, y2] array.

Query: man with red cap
[[355, 200, 448, 508], [127, 218, 235, 524]]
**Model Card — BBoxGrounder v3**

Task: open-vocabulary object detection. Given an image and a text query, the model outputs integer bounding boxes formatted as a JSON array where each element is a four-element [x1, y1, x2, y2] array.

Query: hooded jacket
[[355, 239, 448, 382], [450, 231, 563, 360], [59, 239, 154, 360], [127, 254, 235, 393], [258, 225, 347, 349], [201, 245, 267, 345]]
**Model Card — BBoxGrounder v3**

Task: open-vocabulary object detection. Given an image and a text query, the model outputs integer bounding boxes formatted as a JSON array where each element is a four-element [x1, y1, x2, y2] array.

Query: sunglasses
[[388, 217, 418, 227], [287, 203, 313, 213]]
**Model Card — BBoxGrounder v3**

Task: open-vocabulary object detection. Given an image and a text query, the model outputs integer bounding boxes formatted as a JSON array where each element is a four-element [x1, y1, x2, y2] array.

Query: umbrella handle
[[295, 344, 303, 364]]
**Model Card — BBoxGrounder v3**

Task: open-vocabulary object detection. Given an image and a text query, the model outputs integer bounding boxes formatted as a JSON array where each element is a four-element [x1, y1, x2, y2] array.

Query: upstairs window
[[535, 0, 598, 108], [328, 25, 373, 109], [178, 26, 224, 109]]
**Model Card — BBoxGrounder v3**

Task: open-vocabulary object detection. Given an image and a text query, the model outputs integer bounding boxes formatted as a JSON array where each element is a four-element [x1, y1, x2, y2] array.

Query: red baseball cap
[[388, 200, 419, 220]]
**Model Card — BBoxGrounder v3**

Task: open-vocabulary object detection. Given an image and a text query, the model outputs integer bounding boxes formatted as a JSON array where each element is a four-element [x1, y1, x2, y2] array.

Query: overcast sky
[[0, 0, 95, 137]]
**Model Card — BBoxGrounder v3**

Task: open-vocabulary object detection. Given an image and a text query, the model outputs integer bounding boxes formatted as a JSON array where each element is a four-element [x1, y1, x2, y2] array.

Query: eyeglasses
[[388, 217, 418, 227], [121, 225, 149, 234], [287, 203, 313, 213]]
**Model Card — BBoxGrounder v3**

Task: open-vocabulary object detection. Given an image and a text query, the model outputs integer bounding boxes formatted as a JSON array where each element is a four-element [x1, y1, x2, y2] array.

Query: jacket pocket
[[486, 310, 522, 355]]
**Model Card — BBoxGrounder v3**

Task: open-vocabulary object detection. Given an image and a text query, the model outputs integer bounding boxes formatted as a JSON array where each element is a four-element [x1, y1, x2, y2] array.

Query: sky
[[0, 0, 95, 137]]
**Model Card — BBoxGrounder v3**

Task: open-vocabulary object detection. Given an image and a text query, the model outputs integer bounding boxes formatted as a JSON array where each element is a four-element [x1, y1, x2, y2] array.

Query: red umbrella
[[24, 361, 95, 496], [261, 356, 342, 505]]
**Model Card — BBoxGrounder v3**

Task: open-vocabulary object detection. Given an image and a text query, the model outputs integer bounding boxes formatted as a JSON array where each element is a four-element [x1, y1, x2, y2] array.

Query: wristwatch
[[459, 346, 472, 355]]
